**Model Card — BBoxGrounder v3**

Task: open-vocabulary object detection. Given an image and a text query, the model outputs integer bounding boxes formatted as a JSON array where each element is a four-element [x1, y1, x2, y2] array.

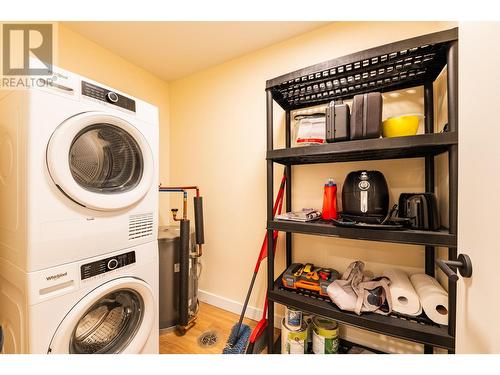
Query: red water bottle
[[321, 178, 338, 220]]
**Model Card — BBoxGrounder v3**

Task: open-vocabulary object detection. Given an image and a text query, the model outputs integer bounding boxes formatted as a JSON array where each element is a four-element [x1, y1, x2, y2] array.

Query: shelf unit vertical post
[[285, 110, 292, 268], [423, 81, 436, 354], [266, 89, 276, 353], [424, 82, 436, 278], [446, 40, 459, 349]]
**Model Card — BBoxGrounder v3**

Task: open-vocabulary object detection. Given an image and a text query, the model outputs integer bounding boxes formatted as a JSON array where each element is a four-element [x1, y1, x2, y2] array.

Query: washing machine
[[0, 65, 159, 272], [0, 241, 158, 354]]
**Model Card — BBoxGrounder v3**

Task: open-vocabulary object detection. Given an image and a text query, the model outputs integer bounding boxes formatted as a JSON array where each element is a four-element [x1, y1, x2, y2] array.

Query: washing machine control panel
[[81, 81, 136, 112], [80, 251, 136, 280]]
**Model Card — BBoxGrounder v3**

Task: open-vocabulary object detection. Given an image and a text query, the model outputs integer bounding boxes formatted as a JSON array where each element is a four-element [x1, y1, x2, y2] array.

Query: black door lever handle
[[436, 254, 473, 282]]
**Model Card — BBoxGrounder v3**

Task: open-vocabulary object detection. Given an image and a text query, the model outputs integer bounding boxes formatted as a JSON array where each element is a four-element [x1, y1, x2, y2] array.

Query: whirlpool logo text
[[46, 272, 67, 281]]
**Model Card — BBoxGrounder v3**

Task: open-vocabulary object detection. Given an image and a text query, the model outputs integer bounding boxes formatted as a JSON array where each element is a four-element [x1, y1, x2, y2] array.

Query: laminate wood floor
[[159, 302, 262, 354]]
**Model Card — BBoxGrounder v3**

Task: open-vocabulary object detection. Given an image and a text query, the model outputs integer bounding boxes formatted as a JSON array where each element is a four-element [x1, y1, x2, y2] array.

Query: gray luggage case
[[325, 100, 350, 142], [350, 92, 383, 140]]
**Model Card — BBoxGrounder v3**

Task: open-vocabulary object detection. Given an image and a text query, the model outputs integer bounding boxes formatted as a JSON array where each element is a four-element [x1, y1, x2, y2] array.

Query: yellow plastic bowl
[[382, 115, 421, 138]]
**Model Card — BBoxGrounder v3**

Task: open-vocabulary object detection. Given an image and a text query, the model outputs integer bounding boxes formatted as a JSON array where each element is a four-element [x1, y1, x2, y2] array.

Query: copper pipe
[[196, 244, 203, 257], [160, 185, 199, 197], [183, 192, 188, 220], [159, 185, 204, 257]]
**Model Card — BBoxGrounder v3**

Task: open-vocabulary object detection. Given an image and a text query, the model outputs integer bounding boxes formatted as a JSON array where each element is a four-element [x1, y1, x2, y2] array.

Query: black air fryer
[[341, 170, 389, 224]]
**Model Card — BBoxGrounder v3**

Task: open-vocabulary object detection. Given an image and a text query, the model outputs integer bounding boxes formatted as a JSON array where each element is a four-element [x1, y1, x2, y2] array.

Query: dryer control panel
[[80, 251, 136, 280], [81, 81, 136, 112]]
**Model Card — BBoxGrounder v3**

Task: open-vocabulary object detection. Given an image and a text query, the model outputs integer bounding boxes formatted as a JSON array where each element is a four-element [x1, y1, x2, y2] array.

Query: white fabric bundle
[[382, 268, 422, 316], [410, 274, 449, 325]]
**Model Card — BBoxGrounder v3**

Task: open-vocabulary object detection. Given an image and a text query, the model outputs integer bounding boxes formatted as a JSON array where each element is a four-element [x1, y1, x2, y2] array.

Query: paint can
[[304, 315, 313, 350], [285, 306, 303, 331], [281, 318, 308, 354], [312, 317, 339, 354]]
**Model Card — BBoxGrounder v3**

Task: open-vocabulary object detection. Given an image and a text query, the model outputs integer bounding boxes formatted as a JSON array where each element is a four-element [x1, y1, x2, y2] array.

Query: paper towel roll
[[410, 274, 449, 325], [383, 268, 422, 316]]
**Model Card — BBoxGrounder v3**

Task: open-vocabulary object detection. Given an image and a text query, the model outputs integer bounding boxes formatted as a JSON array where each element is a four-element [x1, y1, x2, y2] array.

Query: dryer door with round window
[[47, 112, 154, 211], [48, 277, 155, 354]]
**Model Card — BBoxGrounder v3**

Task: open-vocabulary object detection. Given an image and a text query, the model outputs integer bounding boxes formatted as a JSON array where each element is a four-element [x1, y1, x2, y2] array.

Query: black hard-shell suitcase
[[325, 100, 350, 142], [351, 92, 383, 140]]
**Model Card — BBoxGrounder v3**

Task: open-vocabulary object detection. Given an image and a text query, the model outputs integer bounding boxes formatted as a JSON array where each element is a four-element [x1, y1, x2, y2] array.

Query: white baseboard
[[198, 289, 283, 328]]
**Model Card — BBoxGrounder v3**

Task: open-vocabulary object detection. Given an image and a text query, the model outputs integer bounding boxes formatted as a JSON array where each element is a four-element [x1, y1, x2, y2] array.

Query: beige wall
[[169, 21, 456, 353], [456, 22, 500, 354], [56, 24, 171, 221]]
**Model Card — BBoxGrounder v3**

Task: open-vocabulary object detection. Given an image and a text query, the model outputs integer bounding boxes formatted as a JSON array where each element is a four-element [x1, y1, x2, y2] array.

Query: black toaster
[[398, 193, 440, 231]]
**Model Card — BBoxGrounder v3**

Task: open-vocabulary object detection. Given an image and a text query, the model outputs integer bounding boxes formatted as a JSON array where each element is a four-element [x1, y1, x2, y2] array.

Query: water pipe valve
[[171, 208, 179, 221]]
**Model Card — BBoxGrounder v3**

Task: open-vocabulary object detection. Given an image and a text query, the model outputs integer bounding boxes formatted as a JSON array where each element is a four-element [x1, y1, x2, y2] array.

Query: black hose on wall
[[193, 196, 205, 245], [178, 219, 190, 327]]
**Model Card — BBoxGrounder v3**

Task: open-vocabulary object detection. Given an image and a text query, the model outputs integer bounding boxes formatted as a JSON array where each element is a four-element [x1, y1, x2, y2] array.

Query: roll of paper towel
[[410, 274, 449, 325], [383, 268, 422, 316]]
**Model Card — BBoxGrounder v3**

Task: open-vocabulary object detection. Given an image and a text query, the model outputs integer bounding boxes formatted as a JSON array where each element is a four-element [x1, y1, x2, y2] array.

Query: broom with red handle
[[223, 174, 285, 354], [246, 181, 284, 354]]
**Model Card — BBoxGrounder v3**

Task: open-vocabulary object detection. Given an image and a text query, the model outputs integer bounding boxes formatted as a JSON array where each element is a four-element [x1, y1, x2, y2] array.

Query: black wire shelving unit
[[265, 28, 459, 354]]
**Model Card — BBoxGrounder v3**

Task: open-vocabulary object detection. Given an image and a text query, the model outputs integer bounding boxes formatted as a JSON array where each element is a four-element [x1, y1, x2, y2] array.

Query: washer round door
[[48, 277, 155, 354], [47, 111, 154, 211]]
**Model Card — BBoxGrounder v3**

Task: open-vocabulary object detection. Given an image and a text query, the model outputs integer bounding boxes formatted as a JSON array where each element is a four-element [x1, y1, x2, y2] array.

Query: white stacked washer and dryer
[[0, 66, 159, 353]]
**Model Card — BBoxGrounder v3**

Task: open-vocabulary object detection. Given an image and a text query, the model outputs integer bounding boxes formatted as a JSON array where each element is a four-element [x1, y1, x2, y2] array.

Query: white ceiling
[[63, 22, 329, 82]]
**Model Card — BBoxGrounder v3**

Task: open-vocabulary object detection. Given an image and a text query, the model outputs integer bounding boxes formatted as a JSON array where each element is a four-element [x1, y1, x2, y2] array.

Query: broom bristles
[[222, 324, 251, 354]]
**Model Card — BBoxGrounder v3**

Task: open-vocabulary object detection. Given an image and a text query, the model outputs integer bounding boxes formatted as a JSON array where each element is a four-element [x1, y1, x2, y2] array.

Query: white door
[[48, 277, 155, 354], [456, 22, 500, 353], [46, 111, 154, 211]]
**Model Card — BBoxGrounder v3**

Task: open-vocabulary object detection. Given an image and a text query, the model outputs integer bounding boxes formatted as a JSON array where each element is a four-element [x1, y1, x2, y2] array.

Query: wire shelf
[[267, 28, 457, 110]]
